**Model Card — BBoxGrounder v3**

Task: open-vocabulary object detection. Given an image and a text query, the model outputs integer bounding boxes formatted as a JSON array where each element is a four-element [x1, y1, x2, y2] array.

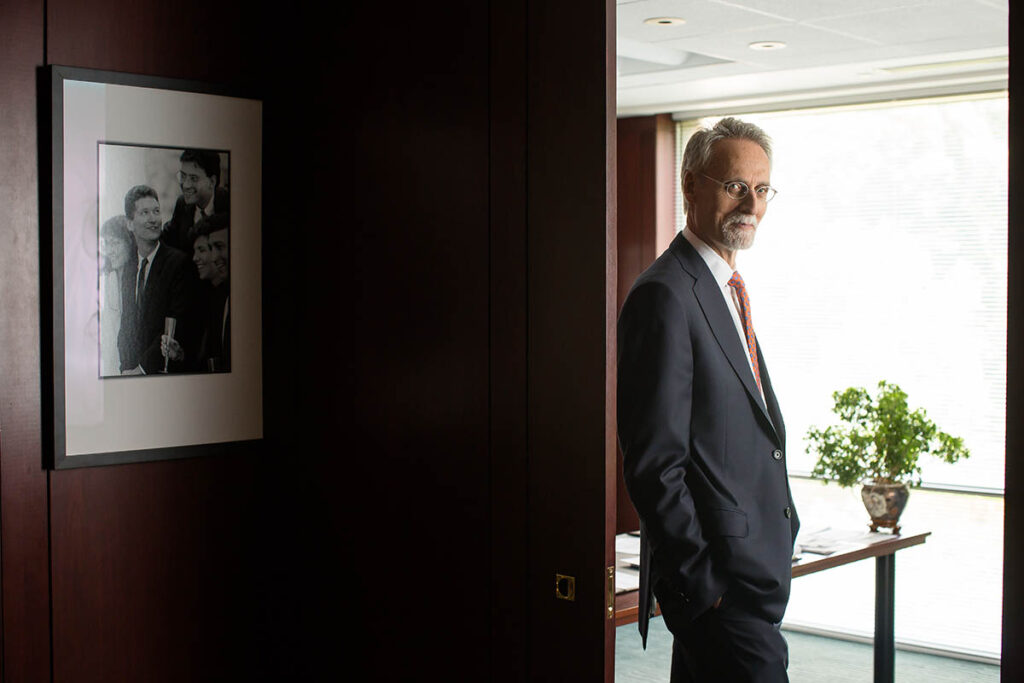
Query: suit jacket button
[[784, 506, 792, 518], [772, 449, 783, 460]]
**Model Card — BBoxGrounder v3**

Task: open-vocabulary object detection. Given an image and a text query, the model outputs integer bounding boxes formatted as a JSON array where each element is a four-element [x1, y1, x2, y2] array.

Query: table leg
[[874, 553, 896, 683]]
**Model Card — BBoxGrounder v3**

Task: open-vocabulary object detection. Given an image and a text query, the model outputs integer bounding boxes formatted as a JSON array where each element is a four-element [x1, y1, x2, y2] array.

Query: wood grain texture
[[3, 1, 626, 680], [49, 456, 270, 681], [46, 0, 261, 90], [260, 3, 493, 679], [42, 1, 273, 681], [489, 0, 529, 679], [614, 113, 677, 537], [526, 0, 617, 680], [0, 0, 53, 680]]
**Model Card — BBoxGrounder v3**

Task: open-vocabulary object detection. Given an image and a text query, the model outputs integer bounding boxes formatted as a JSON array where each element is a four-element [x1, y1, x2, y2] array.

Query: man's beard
[[721, 212, 758, 250]]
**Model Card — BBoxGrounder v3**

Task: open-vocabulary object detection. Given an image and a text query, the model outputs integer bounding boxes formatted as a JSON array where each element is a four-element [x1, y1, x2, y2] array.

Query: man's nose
[[739, 190, 759, 213]]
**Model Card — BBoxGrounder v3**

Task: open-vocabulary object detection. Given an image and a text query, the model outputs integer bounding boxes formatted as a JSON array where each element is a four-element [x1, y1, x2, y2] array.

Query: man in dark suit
[[160, 148, 229, 253], [617, 117, 799, 682], [118, 185, 197, 375], [160, 213, 231, 372]]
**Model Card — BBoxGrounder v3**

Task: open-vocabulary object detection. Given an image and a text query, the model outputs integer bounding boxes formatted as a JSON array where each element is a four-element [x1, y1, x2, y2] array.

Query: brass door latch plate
[[555, 573, 575, 601]]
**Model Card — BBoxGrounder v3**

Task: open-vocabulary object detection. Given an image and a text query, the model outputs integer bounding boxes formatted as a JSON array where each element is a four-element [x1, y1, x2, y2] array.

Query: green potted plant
[[805, 380, 970, 533]]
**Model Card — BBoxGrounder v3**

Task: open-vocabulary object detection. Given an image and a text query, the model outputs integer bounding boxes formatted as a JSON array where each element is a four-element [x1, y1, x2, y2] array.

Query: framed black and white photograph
[[46, 65, 263, 468]]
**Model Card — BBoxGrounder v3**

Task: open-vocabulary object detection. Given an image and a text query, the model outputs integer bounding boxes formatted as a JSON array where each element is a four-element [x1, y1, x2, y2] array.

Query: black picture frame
[[43, 65, 263, 469]]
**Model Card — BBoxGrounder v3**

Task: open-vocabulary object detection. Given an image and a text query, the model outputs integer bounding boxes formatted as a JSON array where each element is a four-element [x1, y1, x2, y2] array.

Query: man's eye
[[725, 182, 746, 196], [755, 186, 770, 196]]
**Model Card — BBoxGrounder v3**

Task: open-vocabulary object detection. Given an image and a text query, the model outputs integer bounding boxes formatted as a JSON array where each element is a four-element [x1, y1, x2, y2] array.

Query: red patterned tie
[[728, 271, 762, 394]]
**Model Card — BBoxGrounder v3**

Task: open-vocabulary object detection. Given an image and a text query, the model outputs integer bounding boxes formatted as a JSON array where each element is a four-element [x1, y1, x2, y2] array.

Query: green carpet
[[616, 617, 1000, 682]]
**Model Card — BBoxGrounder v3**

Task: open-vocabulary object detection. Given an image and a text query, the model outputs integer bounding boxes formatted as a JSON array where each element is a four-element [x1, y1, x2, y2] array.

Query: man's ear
[[681, 170, 696, 206]]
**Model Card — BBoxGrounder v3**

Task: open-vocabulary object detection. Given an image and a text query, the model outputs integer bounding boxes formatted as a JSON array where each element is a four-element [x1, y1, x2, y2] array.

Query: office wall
[[0, 0, 280, 680], [1, 0, 620, 680], [269, 4, 495, 679], [0, 0, 495, 680], [614, 113, 676, 536], [0, 1, 50, 679]]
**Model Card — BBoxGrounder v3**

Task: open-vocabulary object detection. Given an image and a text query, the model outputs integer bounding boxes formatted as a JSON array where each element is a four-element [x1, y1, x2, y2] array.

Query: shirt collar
[[682, 228, 735, 288], [138, 241, 160, 268], [195, 193, 215, 221]]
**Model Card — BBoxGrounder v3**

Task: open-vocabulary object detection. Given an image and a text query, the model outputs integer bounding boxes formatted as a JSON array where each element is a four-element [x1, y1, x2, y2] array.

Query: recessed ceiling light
[[644, 17, 686, 26], [749, 41, 786, 51]]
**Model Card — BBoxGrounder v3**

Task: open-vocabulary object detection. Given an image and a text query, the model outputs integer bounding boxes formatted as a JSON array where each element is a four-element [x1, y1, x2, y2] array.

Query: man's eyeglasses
[[697, 171, 777, 203]]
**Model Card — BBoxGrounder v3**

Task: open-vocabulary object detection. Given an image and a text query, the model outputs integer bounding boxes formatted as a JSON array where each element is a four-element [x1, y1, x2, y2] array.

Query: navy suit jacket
[[118, 244, 197, 374], [160, 187, 230, 253], [617, 232, 799, 647]]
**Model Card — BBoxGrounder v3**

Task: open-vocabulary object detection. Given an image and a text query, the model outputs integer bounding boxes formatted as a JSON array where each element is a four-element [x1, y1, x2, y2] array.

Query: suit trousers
[[662, 599, 789, 683]]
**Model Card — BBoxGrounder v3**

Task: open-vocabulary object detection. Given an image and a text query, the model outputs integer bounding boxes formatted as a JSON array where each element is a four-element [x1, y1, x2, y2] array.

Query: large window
[[675, 94, 1007, 659], [677, 94, 1008, 493]]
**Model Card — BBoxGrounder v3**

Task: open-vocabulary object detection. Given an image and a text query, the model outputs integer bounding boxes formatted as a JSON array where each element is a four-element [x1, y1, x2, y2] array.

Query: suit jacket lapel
[[670, 234, 781, 445], [757, 344, 786, 446], [143, 246, 166, 301]]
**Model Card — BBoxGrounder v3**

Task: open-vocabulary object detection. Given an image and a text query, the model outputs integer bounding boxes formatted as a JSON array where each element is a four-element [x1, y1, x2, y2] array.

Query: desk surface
[[614, 529, 930, 627]]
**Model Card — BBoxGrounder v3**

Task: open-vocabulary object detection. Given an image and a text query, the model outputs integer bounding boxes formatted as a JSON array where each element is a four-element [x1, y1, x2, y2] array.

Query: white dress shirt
[[681, 228, 765, 402]]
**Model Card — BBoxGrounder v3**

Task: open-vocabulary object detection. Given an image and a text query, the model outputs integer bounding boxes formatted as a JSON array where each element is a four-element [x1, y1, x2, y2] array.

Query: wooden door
[[524, 0, 618, 680]]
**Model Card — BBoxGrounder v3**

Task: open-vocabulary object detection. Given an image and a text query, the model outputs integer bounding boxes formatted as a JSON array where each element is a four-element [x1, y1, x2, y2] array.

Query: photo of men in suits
[[160, 213, 231, 372], [617, 117, 799, 683], [96, 143, 232, 378]]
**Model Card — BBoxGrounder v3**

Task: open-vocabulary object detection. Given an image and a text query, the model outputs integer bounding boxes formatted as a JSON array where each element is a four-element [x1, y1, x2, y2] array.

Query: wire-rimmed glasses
[[697, 171, 777, 202]]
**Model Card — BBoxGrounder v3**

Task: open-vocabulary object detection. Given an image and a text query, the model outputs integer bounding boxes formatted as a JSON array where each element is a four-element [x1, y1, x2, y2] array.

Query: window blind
[[675, 94, 1008, 492]]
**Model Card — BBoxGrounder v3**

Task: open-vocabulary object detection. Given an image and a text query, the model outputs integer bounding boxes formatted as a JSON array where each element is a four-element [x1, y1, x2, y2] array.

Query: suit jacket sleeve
[[617, 279, 728, 616]]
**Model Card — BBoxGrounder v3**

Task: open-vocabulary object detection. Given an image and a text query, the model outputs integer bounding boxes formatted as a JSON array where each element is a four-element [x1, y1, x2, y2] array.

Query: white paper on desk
[[616, 571, 640, 593], [621, 555, 641, 568], [615, 534, 642, 555], [799, 545, 834, 556], [797, 527, 878, 555]]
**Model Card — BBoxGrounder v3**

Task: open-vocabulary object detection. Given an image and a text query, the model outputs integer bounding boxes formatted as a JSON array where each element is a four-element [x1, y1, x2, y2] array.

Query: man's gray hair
[[681, 117, 772, 213]]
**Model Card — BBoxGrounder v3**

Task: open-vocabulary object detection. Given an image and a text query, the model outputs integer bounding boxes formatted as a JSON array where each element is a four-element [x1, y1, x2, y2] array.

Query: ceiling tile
[[617, 0, 785, 42], [710, 0, 935, 22], [805, 2, 1006, 45], [657, 22, 875, 67], [616, 0, 1009, 115]]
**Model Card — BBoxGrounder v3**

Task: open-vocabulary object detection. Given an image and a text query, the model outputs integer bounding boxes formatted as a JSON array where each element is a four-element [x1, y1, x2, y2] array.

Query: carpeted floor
[[616, 617, 1001, 682]]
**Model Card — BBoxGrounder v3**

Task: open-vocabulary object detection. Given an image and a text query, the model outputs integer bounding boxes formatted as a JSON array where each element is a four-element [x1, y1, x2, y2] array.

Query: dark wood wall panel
[[614, 114, 676, 535], [0, 0, 53, 680], [264, 4, 492, 679], [526, 0, 617, 680], [489, 0, 529, 680], [50, 459, 268, 681], [46, 0, 261, 87], [8, 0, 621, 680], [42, 0, 272, 681]]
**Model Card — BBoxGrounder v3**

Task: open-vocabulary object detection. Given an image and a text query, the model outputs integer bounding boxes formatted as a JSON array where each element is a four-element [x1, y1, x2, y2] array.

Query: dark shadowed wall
[[0, 0, 617, 681]]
